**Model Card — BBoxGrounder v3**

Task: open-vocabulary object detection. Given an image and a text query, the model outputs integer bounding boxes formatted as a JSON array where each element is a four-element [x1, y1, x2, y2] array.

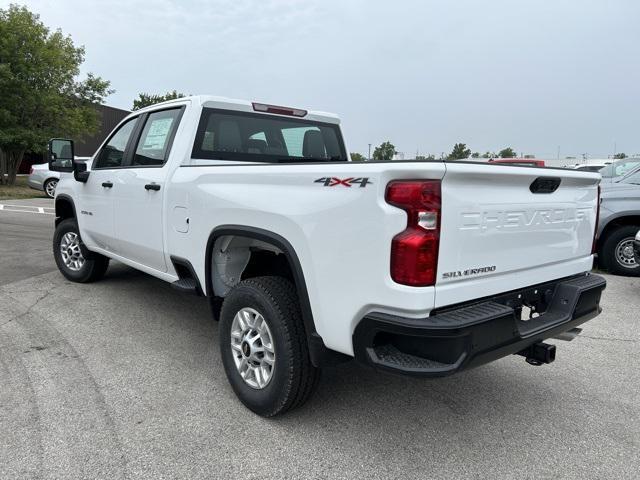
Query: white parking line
[[0, 203, 55, 215]]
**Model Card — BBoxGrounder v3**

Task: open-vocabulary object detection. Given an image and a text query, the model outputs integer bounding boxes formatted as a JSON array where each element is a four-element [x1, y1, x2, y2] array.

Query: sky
[[6, 0, 640, 160]]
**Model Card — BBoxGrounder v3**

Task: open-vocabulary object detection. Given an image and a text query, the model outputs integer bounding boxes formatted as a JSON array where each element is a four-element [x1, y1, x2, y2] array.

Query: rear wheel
[[600, 225, 640, 276], [219, 276, 320, 416], [53, 218, 110, 282], [44, 178, 58, 198]]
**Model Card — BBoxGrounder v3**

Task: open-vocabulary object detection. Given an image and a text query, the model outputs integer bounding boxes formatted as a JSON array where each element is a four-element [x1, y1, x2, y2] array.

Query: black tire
[[43, 178, 58, 199], [599, 225, 640, 276], [219, 276, 320, 417], [53, 218, 110, 283]]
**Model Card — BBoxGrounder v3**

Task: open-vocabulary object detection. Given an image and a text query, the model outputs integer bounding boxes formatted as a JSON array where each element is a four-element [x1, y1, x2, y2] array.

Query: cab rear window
[[191, 108, 346, 163]]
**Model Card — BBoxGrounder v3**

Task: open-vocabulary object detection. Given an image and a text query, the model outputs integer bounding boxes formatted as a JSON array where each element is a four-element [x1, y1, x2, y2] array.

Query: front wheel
[[53, 218, 110, 282], [44, 178, 58, 198], [219, 276, 320, 417], [599, 225, 640, 276]]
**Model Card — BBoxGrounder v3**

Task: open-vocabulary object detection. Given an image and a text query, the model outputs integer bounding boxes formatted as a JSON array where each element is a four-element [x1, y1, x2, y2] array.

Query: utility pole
[[368, 144, 372, 161]]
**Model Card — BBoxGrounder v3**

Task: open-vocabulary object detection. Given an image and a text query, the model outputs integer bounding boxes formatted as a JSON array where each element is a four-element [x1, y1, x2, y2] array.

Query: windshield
[[191, 108, 347, 162], [599, 159, 640, 178]]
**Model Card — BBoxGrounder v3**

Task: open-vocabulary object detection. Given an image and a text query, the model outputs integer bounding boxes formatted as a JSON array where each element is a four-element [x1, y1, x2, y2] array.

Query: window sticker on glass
[[143, 118, 174, 150]]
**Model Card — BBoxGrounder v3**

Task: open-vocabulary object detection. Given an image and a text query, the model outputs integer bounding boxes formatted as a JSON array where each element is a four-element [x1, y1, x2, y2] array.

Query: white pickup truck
[[48, 95, 606, 416]]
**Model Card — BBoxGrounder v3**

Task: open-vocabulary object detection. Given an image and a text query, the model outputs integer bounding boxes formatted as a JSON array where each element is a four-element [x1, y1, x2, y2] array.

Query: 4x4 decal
[[314, 177, 372, 188]]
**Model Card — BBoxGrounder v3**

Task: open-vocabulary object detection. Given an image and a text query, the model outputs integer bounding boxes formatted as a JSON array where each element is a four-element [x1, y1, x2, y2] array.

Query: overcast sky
[[8, 0, 640, 159]]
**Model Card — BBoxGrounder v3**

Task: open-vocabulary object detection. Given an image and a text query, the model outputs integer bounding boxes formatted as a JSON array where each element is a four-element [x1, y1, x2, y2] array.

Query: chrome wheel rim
[[45, 179, 57, 198], [230, 307, 275, 389], [60, 232, 85, 271], [615, 238, 637, 268]]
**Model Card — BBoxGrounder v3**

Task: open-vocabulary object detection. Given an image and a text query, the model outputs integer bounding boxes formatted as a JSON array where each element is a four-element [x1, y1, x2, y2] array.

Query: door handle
[[145, 183, 161, 191], [102, 181, 113, 188]]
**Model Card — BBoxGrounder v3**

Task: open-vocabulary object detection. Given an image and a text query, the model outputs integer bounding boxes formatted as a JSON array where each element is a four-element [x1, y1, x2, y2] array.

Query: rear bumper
[[353, 273, 606, 377]]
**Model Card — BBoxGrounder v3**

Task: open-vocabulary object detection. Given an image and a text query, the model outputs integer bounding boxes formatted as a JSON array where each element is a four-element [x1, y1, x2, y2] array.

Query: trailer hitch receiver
[[517, 342, 556, 366]]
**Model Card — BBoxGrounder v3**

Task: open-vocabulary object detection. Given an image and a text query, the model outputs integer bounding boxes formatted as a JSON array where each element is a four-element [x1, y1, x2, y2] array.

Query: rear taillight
[[592, 185, 601, 255], [385, 180, 441, 286]]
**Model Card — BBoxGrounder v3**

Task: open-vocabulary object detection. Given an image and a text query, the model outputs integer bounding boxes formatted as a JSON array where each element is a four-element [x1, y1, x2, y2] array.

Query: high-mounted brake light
[[592, 185, 601, 255], [385, 180, 442, 287], [252, 102, 307, 117]]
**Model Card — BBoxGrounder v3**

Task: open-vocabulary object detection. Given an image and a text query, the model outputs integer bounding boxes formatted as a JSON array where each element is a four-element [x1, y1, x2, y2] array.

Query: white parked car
[[28, 158, 90, 198], [599, 158, 640, 182], [47, 95, 606, 416], [566, 163, 610, 173]]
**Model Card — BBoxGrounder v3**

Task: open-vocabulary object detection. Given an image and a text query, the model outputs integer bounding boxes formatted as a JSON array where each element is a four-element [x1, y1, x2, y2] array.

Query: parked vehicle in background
[[488, 158, 546, 167], [634, 230, 640, 265], [28, 163, 59, 198], [599, 158, 640, 182], [566, 163, 610, 172], [28, 158, 90, 198], [47, 95, 605, 416], [598, 168, 640, 276]]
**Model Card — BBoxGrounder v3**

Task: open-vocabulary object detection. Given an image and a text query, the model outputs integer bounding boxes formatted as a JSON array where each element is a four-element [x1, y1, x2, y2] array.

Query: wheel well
[[598, 216, 640, 250], [55, 196, 76, 226], [205, 226, 348, 367], [209, 235, 293, 297]]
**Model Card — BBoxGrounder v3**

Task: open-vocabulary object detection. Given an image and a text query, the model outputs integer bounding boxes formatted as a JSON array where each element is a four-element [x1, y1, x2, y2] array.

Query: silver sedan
[[28, 158, 90, 198]]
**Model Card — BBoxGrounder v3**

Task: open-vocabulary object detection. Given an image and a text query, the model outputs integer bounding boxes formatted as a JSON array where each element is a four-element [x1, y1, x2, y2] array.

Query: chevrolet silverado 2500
[[48, 95, 606, 416]]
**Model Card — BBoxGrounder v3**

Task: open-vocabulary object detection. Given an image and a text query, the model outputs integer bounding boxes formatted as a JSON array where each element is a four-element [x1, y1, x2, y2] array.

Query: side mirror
[[48, 138, 74, 172], [73, 159, 90, 183]]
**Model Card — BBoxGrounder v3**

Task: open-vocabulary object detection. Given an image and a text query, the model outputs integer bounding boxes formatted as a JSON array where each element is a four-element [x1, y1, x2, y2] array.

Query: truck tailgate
[[436, 163, 599, 307]]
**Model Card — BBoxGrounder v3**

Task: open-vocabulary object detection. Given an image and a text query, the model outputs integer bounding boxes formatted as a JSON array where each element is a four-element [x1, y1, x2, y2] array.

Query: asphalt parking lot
[[1, 199, 639, 479]]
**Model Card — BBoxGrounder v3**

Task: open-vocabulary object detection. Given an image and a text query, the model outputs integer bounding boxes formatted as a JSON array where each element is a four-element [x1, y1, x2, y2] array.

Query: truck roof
[[136, 94, 341, 125]]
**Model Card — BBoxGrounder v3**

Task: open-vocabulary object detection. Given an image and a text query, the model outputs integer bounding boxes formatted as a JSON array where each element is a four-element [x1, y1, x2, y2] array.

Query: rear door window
[[132, 109, 182, 166]]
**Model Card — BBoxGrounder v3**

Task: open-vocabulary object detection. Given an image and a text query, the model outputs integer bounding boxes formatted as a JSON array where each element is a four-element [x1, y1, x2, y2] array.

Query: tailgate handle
[[530, 177, 561, 194]]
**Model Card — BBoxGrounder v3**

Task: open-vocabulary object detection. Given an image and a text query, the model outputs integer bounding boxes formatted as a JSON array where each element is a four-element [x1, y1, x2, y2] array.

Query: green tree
[[481, 151, 497, 158], [448, 143, 471, 160], [0, 5, 112, 184], [350, 152, 365, 161], [498, 147, 517, 158], [416, 154, 436, 161], [613, 152, 627, 159], [373, 141, 396, 161], [132, 90, 186, 110], [471, 152, 480, 158]]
